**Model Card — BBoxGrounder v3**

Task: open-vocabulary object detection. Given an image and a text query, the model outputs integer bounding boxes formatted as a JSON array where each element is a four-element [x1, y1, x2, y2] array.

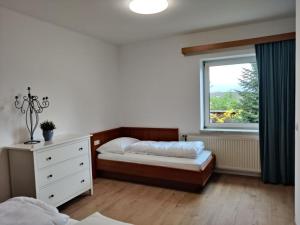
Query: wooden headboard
[[90, 127, 179, 177]]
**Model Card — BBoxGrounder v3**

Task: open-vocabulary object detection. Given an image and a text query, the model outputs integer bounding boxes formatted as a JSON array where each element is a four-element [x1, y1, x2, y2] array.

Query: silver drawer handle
[[46, 156, 52, 161], [79, 147, 83, 151], [47, 174, 53, 179], [49, 194, 54, 199], [81, 179, 85, 183], [79, 162, 84, 166]]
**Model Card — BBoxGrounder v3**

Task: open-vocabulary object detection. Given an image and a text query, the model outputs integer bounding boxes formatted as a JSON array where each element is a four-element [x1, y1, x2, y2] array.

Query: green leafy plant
[[40, 121, 56, 131], [210, 92, 239, 111], [209, 63, 259, 124], [237, 63, 259, 123]]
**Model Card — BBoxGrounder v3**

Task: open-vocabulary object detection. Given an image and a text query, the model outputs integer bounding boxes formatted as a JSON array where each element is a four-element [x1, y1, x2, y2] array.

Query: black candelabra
[[15, 87, 50, 144]]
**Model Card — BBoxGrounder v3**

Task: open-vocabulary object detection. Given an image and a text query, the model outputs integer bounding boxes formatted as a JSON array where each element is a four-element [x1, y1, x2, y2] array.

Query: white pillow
[[96, 137, 140, 154], [76, 212, 133, 225]]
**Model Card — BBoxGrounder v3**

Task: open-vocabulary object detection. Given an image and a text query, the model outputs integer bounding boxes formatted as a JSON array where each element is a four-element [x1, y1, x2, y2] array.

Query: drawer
[[37, 140, 89, 168], [38, 169, 91, 207], [38, 154, 90, 187]]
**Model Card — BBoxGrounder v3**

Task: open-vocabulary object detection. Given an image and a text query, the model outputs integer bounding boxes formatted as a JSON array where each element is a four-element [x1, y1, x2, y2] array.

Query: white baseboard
[[214, 168, 261, 177]]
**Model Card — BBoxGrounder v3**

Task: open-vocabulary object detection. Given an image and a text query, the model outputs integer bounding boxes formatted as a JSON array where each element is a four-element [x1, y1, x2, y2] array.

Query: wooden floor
[[60, 174, 295, 225]]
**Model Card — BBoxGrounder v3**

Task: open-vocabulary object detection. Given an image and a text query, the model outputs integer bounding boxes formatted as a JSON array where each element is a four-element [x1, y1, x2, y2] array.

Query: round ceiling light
[[129, 0, 169, 15]]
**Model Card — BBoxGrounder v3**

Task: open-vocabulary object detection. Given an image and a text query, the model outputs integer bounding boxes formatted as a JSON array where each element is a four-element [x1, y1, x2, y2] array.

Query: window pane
[[209, 62, 259, 124]]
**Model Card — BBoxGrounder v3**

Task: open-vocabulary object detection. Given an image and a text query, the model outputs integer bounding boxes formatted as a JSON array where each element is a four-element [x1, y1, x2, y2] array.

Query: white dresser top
[[6, 134, 91, 151]]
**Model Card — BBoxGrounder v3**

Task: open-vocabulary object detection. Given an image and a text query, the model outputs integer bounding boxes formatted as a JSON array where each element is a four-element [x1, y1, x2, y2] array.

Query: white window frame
[[201, 54, 259, 132]]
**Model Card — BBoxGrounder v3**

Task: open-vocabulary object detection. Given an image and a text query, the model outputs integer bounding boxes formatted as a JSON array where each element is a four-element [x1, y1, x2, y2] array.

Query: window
[[202, 55, 259, 131]]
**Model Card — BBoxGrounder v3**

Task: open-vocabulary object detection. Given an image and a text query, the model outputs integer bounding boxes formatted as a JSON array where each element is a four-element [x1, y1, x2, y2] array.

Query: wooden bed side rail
[[120, 127, 179, 141], [90, 128, 122, 178], [201, 154, 216, 186], [90, 127, 179, 178], [96, 154, 216, 191], [97, 159, 203, 184]]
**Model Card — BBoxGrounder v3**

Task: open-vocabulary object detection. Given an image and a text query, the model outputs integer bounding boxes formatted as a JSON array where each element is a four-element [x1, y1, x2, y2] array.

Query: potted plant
[[40, 121, 56, 141]]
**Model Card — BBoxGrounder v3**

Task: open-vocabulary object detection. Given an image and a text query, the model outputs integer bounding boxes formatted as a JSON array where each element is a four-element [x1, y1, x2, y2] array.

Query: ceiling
[[0, 0, 295, 45]]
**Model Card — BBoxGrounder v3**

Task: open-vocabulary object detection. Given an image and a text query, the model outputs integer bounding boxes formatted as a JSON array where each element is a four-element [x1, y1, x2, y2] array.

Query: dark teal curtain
[[255, 40, 295, 185]]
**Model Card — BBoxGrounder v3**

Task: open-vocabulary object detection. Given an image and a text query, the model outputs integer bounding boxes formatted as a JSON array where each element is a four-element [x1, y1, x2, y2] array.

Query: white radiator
[[188, 134, 261, 176]]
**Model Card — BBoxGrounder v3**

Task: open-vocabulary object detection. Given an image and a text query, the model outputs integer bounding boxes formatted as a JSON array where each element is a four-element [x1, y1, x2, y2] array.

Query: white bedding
[[0, 197, 69, 225], [67, 219, 79, 225], [0, 197, 133, 225], [98, 150, 212, 171], [96, 137, 140, 154], [76, 212, 132, 225], [66, 213, 133, 225], [125, 141, 205, 159]]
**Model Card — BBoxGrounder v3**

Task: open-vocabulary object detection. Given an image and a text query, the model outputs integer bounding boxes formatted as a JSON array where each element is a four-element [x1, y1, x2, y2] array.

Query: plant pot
[[43, 130, 54, 142]]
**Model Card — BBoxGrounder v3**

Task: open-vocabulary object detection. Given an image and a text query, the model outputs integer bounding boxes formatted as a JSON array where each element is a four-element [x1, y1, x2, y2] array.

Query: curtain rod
[[182, 32, 295, 56]]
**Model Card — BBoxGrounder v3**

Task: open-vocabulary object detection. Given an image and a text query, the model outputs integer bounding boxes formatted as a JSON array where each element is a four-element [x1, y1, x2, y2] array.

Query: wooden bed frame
[[90, 127, 216, 192]]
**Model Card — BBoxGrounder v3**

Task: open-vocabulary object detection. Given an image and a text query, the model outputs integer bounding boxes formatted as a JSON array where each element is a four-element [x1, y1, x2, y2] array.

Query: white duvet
[[76, 212, 132, 225], [0, 197, 69, 225], [125, 141, 204, 159]]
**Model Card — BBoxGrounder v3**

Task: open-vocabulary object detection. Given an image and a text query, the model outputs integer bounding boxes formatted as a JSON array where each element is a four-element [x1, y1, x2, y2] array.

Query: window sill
[[200, 128, 259, 134]]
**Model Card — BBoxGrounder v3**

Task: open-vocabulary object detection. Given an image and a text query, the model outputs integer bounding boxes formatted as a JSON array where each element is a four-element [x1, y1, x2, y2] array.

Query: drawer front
[[37, 140, 89, 168], [38, 169, 91, 207], [38, 154, 90, 188]]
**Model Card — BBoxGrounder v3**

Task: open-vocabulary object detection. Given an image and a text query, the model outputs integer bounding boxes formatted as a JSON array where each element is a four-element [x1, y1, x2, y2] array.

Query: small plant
[[40, 121, 56, 131]]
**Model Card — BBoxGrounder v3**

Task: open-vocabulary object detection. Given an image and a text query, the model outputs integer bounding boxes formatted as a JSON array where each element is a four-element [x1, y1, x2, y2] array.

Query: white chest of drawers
[[7, 134, 93, 207]]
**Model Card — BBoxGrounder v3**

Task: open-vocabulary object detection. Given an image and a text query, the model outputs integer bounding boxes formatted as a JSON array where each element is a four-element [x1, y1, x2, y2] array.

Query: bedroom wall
[[119, 17, 295, 134], [0, 6, 119, 201]]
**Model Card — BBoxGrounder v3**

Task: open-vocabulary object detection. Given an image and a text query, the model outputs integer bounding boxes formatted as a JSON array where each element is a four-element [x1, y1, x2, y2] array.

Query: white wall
[[0, 5, 296, 207], [295, 0, 300, 224], [119, 17, 295, 134], [0, 6, 120, 201]]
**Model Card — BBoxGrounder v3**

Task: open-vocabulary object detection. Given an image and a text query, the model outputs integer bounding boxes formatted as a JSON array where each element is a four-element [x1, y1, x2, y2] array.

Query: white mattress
[[98, 150, 212, 171], [67, 219, 79, 225]]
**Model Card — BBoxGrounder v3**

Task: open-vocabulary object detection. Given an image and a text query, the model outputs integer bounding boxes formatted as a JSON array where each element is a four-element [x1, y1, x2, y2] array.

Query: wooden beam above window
[[182, 32, 295, 56]]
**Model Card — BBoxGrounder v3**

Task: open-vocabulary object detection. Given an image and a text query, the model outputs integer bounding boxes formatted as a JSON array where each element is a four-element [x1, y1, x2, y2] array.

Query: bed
[[68, 213, 132, 225], [1, 197, 132, 225], [91, 127, 216, 191], [68, 219, 79, 225]]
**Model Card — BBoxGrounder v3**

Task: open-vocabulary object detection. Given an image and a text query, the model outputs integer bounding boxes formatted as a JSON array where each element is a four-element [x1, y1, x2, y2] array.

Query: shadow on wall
[[0, 90, 37, 202], [12, 127, 28, 145], [0, 148, 11, 202], [0, 125, 28, 202]]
